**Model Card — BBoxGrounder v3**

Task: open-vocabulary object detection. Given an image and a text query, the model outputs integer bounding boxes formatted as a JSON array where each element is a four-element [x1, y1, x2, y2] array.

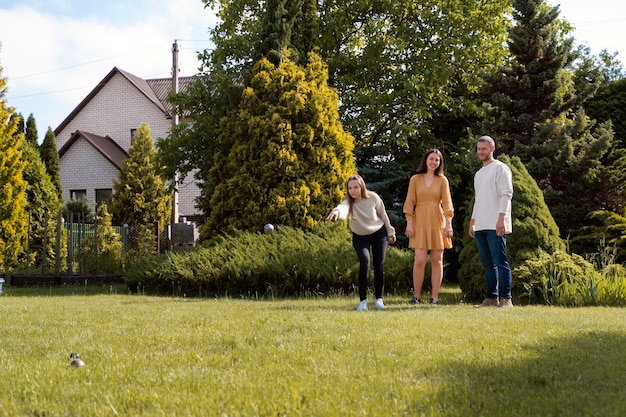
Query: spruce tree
[[458, 155, 565, 301], [40, 127, 63, 199], [203, 52, 356, 237], [0, 70, 28, 268], [482, 0, 626, 244], [111, 123, 171, 227]]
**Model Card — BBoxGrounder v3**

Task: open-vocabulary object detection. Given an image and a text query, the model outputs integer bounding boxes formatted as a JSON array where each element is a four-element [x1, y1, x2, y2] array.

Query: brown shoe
[[475, 298, 498, 308], [498, 298, 514, 309]]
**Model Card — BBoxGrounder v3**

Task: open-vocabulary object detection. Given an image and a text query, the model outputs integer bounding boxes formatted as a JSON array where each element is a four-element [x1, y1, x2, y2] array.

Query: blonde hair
[[345, 175, 370, 218]]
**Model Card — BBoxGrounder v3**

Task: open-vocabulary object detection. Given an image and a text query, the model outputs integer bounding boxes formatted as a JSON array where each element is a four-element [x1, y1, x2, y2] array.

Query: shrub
[[458, 155, 565, 302], [516, 249, 626, 306], [124, 222, 413, 297], [77, 204, 123, 274]]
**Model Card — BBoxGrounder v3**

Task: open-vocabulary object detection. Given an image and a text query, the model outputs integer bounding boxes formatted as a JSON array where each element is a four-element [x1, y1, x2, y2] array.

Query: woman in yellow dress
[[403, 149, 454, 305]]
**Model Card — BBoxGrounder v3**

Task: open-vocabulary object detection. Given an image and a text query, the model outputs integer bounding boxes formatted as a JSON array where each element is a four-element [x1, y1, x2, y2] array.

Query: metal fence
[[19, 210, 184, 276]]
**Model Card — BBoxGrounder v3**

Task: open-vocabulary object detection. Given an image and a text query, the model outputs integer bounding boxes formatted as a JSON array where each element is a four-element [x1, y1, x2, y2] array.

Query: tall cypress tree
[[0, 70, 28, 268], [40, 127, 63, 199], [25, 113, 39, 147], [20, 140, 63, 271]]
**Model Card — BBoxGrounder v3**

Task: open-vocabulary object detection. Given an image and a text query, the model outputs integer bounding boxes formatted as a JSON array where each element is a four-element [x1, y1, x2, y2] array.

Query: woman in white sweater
[[327, 175, 397, 311]]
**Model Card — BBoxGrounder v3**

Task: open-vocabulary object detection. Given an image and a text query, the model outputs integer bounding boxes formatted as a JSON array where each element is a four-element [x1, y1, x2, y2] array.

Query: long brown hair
[[416, 149, 445, 176], [345, 175, 370, 219]]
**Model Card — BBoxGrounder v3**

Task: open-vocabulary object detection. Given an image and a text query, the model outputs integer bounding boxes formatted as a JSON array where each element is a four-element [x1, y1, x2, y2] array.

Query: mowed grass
[[0, 284, 625, 417]]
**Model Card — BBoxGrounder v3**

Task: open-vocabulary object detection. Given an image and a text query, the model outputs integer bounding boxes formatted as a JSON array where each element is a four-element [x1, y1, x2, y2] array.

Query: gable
[[59, 130, 128, 169]]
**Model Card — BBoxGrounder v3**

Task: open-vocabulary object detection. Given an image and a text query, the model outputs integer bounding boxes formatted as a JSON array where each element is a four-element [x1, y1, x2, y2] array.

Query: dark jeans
[[352, 226, 388, 301], [474, 230, 512, 299]]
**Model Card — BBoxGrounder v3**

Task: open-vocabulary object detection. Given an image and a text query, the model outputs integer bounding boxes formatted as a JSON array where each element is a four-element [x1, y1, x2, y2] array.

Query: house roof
[[58, 130, 129, 170], [54, 67, 195, 136]]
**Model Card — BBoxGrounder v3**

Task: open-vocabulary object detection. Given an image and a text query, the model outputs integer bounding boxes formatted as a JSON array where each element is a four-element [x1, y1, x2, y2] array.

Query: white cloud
[[1, 1, 216, 140]]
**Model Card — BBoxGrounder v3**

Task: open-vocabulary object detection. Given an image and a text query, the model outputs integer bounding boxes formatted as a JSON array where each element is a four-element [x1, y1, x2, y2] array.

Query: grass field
[[0, 283, 625, 416]]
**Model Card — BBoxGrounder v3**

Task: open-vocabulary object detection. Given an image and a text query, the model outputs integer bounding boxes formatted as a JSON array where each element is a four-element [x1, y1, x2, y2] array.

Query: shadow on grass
[[423, 331, 626, 416]]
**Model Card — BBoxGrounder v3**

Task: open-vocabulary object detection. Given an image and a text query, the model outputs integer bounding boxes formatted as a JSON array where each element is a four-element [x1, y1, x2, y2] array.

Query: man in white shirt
[[469, 136, 514, 308]]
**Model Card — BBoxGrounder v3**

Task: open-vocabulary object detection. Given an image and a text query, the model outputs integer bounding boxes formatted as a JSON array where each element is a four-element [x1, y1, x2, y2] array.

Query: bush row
[[124, 223, 414, 298]]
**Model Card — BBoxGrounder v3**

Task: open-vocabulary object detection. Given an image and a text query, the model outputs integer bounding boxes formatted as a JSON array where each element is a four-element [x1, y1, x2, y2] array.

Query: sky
[[1, 0, 625, 144]]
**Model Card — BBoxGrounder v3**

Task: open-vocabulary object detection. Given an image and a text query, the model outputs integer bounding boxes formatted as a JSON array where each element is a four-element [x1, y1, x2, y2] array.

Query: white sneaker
[[357, 300, 367, 311], [374, 298, 386, 310]]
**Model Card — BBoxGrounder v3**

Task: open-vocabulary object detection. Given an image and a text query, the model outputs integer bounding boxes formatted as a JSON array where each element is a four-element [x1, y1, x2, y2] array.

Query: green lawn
[[0, 284, 624, 416]]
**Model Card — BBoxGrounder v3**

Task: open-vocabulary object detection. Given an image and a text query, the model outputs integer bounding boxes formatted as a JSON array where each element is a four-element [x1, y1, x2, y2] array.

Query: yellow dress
[[403, 174, 454, 250]]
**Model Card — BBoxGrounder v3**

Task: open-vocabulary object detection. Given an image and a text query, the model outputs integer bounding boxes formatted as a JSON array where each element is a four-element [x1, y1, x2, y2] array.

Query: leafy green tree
[[164, 1, 511, 231], [458, 155, 565, 302], [0, 70, 28, 269], [19, 140, 64, 271], [25, 113, 38, 147], [481, 0, 626, 245], [111, 123, 171, 227], [202, 52, 355, 237], [40, 127, 62, 199]]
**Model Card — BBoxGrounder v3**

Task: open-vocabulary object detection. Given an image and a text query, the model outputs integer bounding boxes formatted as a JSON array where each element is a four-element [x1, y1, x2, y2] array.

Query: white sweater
[[333, 192, 396, 237], [471, 160, 513, 233]]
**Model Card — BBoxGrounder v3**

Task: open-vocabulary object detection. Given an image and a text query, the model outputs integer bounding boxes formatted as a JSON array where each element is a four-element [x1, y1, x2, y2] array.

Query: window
[[131, 128, 137, 140], [96, 189, 113, 207], [70, 190, 87, 200]]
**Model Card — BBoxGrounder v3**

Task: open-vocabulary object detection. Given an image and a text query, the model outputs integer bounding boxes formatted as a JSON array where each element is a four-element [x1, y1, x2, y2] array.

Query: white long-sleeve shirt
[[471, 160, 513, 233], [333, 192, 396, 237]]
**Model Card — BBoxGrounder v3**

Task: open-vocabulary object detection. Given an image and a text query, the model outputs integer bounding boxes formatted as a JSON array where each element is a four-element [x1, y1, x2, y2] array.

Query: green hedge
[[124, 222, 414, 297]]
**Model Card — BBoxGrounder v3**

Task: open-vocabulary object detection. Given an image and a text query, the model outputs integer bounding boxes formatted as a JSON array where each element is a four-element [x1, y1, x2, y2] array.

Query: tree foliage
[[201, 52, 355, 237], [19, 140, 64, 271], [25, 113, 38, 147], [40, 127, 63, 199], [585, 78, 626, 149], [111, 123, 171, 227], [481, 0, 626, 247], [0, 68, 28, 269], [77, 204, 123, 274]]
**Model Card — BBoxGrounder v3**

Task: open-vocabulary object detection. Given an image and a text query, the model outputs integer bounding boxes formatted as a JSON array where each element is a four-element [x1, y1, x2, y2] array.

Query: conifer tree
[[25, 113, 38, 147], [202, 52, 355, 237], [0, 69, 28, 268], [458, 155, 565, 301], [482, 0, 626, 244], [111, 123, 171, 227], [9, 112, 24, 137], [40, 127, 63, 199], [19, 140, 64, 271]]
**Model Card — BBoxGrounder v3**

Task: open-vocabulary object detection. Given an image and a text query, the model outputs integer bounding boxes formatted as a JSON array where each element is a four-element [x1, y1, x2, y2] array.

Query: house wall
[[57, 71, 201, 220], [59, 138, 120, 203], [56, 72, 172, 151]]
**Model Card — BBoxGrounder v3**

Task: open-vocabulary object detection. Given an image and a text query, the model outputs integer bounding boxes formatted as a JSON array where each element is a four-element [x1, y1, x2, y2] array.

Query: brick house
[[54, 67, 201, 228]]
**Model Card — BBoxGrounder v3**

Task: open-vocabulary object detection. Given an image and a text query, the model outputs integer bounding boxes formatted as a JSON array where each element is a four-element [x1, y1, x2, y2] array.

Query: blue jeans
[[474, 230, 512, 299], [352, 226, 388, 301]]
